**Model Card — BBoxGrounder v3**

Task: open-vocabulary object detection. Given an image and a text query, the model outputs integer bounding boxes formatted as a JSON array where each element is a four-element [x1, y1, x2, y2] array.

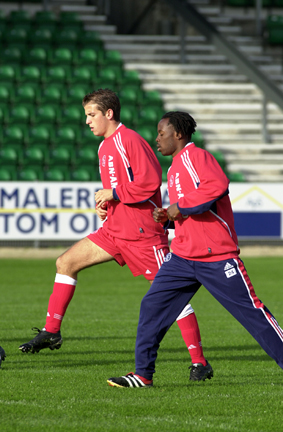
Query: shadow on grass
[[2, 335, 135, 343]]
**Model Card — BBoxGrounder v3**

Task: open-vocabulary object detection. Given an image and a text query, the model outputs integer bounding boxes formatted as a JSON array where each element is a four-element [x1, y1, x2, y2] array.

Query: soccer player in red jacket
[[107, 111, 283, 388], [19, 90, 212, 381]]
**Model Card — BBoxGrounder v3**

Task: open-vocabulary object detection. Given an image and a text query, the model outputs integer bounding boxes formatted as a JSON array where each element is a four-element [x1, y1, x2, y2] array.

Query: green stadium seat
[[136, 126, 156, 146], [0, 166, 17, 181], [0, 104, 9, 124], [265, 15, 283, 45], [8, 10, 31, 23], [18, 167, 44, 181], [33, 10, 57, 26], [3, 125, 25, 146], [53, 126, 77, 147], [33, 105, 58, 126], [102, 50, 124, 68], [138, 106, 159, 127], [75, 146, 98, 166], [0, 46, 22, 65], [40, 84, 64, 105], [42, 65, 67, 85], [13, 84, 38, 106], [24, 47, 48, 67], [97, 67, 117, 87], [18, 65, 42, 85], [47, 47, 73, 66], [78, 31, 104, 50], [0, 147, 20, 166], [120, 106, 136, 127], [44, 167, 68, 181], [119, 87, 139, 107], [59, 106, 83, 125], [64, 84, 88, 104], [54, 28, 79, 49], [142, 90, 164, 110], [3, 27, 28, 50], [0, 84, 12, 106], [121, 69, 142, 87], [30, 28, 53, 49], [32, 10, 57, 32], [8, 105, 31, 124], [73, 48, 98, 66], [70, 167, 92, 181], [59, 11, 83, 31], [0, 65, 17, 86], [68, 66, 94, 85], [23, 147, 46, 168], [49, 146, 73, 167], [28, 125, 51, 146]]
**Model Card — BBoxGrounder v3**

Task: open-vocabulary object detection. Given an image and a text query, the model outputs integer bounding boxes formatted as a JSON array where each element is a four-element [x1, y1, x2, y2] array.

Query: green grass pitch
[[0, 254, 283, 432]]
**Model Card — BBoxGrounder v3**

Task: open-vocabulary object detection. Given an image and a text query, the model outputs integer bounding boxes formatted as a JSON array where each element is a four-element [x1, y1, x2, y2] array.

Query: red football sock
[[177, 312, 206, 366], [45, 274, 77, 333]]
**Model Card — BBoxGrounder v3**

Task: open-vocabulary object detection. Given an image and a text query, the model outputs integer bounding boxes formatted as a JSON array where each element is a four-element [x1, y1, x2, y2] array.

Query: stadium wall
[[0, 182, 282, 243]]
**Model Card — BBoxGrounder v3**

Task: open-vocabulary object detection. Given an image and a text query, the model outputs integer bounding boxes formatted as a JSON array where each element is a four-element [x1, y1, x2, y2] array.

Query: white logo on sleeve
[[224, 262, 237, 278]]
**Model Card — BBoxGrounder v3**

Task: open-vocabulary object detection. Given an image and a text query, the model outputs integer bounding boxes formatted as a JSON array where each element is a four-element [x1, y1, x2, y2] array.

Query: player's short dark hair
[[161, 111, 197, 138], [82, 88, 121, 121]]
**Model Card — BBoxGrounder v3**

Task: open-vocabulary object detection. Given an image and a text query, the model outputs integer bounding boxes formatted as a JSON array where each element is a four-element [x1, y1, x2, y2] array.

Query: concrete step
[[225, 154, 283, 162], [84, 24, 117, 34], [206, 143, 283, 154], [126, 62, 238, 73], [162, 92, 264, 102], [100, 34, 207, 43], [121, 52, 230, 63], [203, 133, 283, 143], [144, 82, 258, 93], [189, 113, 283, 123], [138, 72, 249, 83], [59, 4, 97, 13], [104, 42, 217, 54]]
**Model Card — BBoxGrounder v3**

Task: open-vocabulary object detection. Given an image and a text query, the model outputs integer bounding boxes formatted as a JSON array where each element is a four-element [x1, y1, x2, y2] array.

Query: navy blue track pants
[[135, 253, 283, 380]]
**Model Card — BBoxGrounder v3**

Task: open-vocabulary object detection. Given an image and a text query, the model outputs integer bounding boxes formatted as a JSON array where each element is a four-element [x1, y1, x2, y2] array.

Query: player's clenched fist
[[153, 207, 168, 223]]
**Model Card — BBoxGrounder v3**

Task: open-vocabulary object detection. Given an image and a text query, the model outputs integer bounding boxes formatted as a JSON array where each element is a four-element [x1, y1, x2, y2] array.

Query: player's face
[[156, 119, 179, 157], [84, 103, 112, 137]]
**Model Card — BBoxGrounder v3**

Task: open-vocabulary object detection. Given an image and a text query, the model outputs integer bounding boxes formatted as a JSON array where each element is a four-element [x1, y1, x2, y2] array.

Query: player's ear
[[176, 131, 183, 140], [106, 109, 114, 120]]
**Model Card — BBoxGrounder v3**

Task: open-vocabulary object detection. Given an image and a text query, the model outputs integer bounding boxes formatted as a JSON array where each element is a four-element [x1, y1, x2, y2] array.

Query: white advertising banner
[[0, 182, 282, 240]]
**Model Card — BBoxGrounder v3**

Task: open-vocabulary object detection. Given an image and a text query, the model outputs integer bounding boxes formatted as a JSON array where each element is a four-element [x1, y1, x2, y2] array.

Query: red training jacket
[[98, 124, 168, 245], [167, 142, 239, 261]]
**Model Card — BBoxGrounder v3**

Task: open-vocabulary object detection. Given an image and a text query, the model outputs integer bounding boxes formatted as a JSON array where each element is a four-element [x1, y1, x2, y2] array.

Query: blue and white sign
[[0, 182, 282, 240]]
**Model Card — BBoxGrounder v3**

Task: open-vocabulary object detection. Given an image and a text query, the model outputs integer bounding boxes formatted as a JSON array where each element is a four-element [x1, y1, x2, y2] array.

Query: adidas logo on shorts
[[224, 261, 237, 278]]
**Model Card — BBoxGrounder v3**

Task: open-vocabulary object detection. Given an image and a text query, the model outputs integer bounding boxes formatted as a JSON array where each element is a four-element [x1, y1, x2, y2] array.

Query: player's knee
[[56, 253, 68, 273]]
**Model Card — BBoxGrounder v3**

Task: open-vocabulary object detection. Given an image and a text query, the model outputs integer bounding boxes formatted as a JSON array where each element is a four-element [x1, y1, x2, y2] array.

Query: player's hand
[[167, 203, 181, 221], [153, 207, 168, 224], [95, 204, 108, 221], [95, 189, 113, 208]]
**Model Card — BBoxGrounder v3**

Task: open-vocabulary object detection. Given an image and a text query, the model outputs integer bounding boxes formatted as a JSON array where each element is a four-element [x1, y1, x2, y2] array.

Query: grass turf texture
[[0, 255, 283, 432]]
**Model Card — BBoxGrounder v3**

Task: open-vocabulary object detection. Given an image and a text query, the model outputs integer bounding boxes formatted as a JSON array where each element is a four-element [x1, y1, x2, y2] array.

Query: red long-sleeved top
[[98, 124, 168, 245], [167, 143, 239, 261]]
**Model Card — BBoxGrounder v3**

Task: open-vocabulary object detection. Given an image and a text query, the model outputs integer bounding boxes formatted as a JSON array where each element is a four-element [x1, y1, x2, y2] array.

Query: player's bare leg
[[19, 238, 114, 353]]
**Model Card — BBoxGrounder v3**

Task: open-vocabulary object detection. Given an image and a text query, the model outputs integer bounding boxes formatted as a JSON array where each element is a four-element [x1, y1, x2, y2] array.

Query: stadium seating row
[[226, 0, 283, 6], [0, 9, 237, 181]]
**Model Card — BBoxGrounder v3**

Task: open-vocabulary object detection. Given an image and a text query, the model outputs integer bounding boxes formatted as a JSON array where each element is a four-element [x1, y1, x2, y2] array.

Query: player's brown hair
[[82, 88, 121, 122]]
